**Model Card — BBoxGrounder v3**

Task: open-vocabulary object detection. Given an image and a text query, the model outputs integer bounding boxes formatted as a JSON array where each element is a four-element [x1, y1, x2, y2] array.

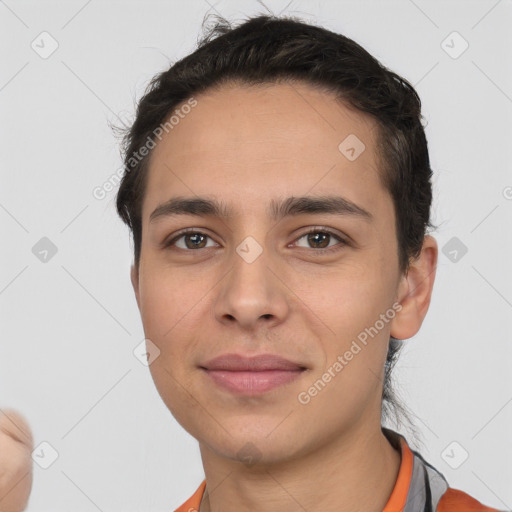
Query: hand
[[0, 409, 33, 512]]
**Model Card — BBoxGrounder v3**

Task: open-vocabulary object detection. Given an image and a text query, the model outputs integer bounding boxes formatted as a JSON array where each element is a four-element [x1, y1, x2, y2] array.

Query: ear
[[390, 235, 438, 340], [130, 263, 141, 311]]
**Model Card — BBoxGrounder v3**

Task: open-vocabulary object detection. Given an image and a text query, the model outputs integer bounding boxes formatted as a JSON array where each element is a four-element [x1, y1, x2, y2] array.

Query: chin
[[200, 426, 305, 466]]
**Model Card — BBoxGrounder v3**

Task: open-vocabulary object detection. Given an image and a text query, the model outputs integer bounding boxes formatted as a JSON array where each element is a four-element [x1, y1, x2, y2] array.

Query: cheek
[[139, 274, 207, 434], [304, 261, 388, 329], [137, 278, 204, 420], [148, 356, 206, 442], [299, 289, 390, 430], [139, 268, 196, 337], [302, 262, 393, 386]]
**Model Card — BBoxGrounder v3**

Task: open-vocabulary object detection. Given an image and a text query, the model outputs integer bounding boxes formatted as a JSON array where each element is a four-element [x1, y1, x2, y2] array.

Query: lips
[[200, 353, 306, 371], [200, 353, 307, 395]]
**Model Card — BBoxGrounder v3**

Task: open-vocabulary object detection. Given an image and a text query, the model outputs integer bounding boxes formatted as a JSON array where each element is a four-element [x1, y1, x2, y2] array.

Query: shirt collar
[[174, 428, 449, 512]]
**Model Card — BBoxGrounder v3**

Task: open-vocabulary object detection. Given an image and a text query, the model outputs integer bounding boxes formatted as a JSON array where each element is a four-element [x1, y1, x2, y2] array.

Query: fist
[[0, 409, 33, 512]]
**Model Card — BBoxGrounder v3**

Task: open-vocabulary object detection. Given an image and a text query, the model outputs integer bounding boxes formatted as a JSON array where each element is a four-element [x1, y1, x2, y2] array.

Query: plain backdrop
[[1, 0, 511, 510]]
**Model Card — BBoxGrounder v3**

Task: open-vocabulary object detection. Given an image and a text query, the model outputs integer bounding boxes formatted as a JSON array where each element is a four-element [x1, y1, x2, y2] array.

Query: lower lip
[[202, 369, 305, 395]]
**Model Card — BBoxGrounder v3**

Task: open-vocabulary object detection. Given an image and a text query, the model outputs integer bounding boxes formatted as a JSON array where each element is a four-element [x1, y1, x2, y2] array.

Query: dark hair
[[115, 13, 436, 446]]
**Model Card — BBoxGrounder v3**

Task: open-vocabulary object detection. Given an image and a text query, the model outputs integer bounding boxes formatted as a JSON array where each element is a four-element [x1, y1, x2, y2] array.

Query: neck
[[198, 425, 401, 512]]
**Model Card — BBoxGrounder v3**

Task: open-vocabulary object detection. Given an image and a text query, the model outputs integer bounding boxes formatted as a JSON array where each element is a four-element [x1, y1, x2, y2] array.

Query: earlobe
[[390, 235, 438, 341], [130, 263, 141, 311]]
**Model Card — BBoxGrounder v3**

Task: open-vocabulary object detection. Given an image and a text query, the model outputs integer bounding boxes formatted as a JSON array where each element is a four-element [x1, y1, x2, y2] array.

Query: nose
[[212, 246, 289, 331]]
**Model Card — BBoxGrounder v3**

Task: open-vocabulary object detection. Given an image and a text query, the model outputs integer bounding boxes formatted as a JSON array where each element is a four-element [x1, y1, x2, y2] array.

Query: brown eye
[[165, 230, 217, 250], [294, 229, 347, 253], [306, 232, 330, 249]]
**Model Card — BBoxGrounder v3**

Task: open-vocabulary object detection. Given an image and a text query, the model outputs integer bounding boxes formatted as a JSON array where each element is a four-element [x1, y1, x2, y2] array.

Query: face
[[130, 81, 434, 466]]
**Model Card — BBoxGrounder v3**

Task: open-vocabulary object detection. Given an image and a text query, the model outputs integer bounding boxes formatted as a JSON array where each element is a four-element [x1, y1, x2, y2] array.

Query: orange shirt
[[174, 430, 503, 511]]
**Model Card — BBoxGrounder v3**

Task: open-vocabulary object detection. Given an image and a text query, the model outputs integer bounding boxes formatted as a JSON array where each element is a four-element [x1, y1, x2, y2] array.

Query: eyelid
[[163, 226, 349, 252], [291, 226, 349, 252], [162, 227, 219, 250]]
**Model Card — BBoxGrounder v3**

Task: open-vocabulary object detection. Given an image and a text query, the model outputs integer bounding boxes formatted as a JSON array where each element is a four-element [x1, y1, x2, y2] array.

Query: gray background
[[1, 0, 511, 510]]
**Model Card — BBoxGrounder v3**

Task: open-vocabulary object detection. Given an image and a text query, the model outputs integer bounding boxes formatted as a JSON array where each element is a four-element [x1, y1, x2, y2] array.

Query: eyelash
[[163, 227, 348, 254]]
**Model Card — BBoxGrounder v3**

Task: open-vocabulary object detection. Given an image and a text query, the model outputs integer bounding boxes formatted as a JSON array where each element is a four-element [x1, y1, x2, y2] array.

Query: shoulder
[[438, 487, 505, 512]]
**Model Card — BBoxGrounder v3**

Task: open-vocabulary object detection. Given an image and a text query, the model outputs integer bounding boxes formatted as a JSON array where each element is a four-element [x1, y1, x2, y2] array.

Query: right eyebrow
[[149, 196, 233, 223]]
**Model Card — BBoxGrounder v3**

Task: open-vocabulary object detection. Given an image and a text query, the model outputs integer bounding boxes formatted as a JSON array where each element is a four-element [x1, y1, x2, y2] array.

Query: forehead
[[141, 81, 387, 223]]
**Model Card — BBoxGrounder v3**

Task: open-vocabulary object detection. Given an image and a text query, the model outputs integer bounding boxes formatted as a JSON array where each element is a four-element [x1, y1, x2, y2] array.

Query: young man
[[116, 14, 504, 512]]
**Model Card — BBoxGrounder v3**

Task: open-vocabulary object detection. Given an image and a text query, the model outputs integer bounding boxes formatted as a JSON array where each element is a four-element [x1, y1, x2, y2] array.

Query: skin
[[0, 409, 33, 512], [130, 81, 438, 512]]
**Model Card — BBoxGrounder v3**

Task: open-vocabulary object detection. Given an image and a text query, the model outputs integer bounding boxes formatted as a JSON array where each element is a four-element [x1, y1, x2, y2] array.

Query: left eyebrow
[[270, 195, 373, 222], [149, 195, 373, 223]]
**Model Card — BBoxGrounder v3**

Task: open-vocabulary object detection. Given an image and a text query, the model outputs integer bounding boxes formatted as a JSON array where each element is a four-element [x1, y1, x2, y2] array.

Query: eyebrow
[[149, 195, 373, 224]]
